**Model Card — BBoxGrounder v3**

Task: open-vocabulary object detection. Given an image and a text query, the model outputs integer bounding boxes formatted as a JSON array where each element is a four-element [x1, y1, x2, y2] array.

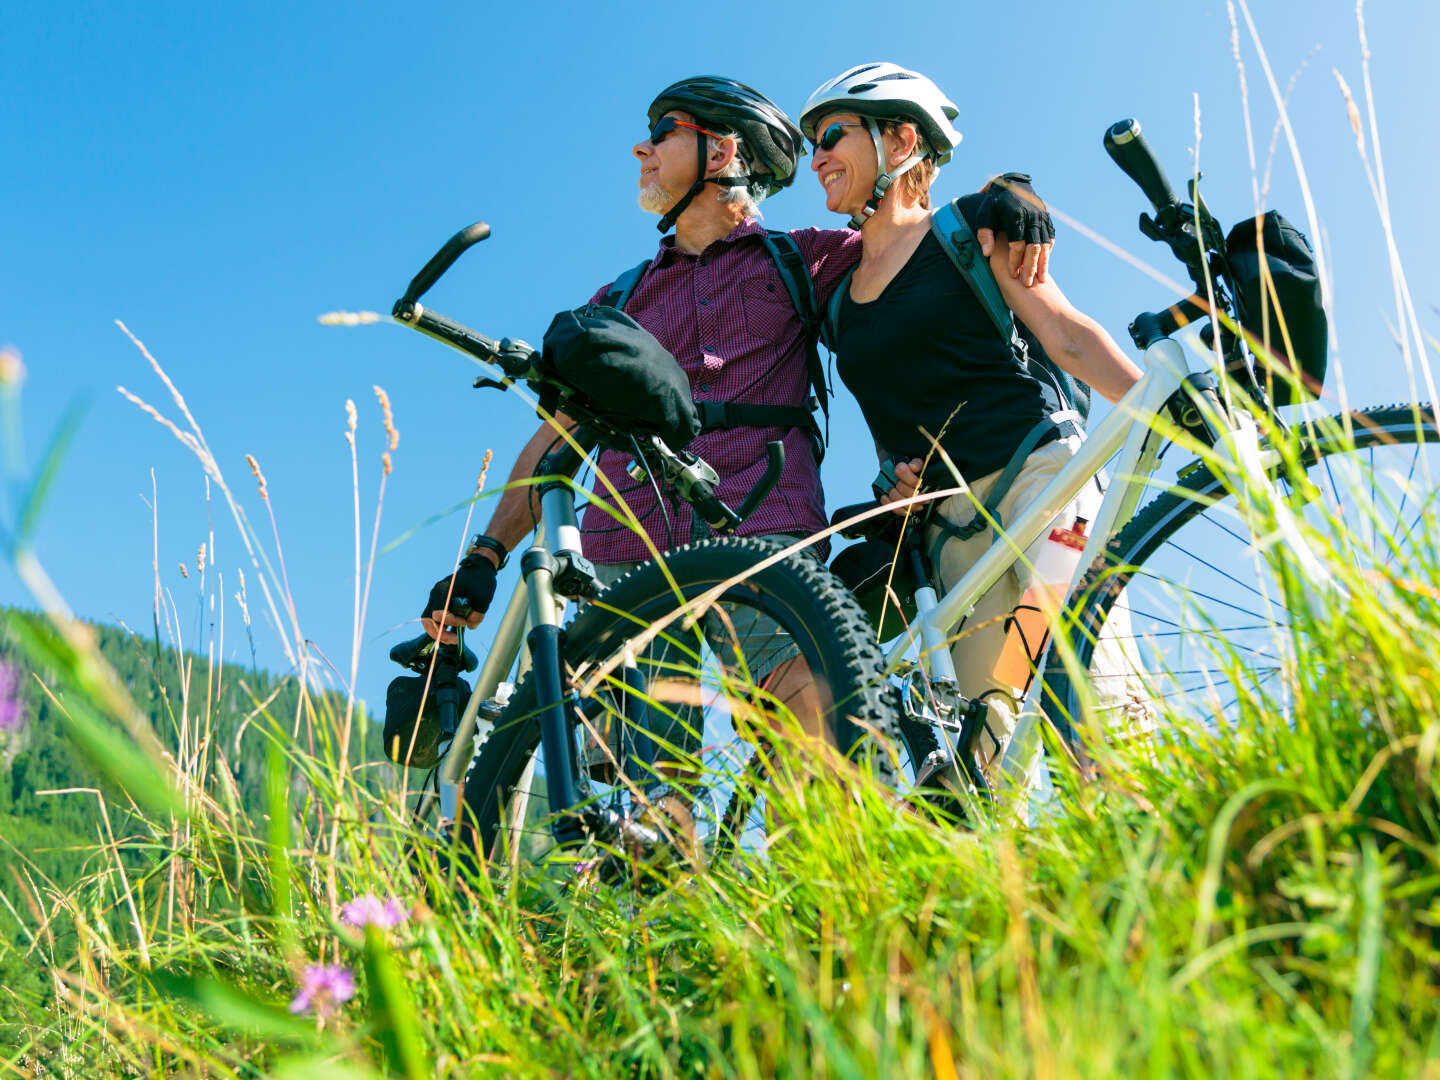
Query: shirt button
[[699, 257, 708, 266], [700, 383, 710, 392], [699, 298, 708, 306]]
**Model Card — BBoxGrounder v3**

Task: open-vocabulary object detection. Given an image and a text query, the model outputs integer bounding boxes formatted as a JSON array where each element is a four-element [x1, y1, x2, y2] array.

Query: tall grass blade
[[359, 925, 429, 1080]]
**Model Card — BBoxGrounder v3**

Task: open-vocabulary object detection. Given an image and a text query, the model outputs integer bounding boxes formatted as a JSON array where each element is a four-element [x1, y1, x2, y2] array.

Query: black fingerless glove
[[977, 172, 1055, 247], [422, 553, 498, 622]]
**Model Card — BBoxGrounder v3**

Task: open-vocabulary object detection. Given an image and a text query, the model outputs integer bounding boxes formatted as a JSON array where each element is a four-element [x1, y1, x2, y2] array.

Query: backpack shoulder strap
[[760, 232, 818, 329], [599, 259, 652, 310], [821, 265, 856, 354], [760, 231, 829, 430], [929, 199, 1014, 345]]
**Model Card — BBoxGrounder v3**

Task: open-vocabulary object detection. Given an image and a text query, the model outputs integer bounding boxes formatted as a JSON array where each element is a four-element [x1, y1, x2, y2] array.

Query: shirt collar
[[653, 217, 767, 266]]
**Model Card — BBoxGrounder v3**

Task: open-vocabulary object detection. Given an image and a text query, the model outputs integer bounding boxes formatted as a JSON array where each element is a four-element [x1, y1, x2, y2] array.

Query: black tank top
[[834, 195, 1055, 479]]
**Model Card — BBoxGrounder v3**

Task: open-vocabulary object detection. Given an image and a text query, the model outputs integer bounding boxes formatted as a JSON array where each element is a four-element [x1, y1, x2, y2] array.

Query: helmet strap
[[656, 130, 752, 233], [849, 120, 924, 230]]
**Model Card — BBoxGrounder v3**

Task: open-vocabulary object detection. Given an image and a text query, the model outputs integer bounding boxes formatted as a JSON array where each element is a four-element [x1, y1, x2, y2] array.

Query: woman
[[800, 63, 1149, 779]]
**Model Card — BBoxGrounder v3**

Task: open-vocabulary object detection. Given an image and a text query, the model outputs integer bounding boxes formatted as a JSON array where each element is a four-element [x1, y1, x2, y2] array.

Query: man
[[421, 76, 1051, 640]]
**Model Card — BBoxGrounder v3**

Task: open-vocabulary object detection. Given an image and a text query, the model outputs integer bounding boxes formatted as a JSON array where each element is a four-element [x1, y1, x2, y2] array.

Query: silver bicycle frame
[[428, 473, 595, 821]]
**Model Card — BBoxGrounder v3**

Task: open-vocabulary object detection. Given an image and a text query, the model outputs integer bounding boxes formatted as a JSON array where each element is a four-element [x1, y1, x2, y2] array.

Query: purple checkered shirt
[[579, 219, 861, 564]]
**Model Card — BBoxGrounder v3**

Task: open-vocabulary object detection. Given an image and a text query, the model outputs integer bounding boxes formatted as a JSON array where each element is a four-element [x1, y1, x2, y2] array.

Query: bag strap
[[926, 416, 1067, 561], [821, 264, 855, 355], [694, 400, 815, 432], [761, 230, 829, 428], [599, 259, 653, 311], [931, 199, 1089, 423], [760, 232, 819, 330], [929, 199, 1015, 345]]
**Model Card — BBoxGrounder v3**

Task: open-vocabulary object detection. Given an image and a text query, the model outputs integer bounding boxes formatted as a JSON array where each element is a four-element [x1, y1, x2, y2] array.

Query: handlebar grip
[[1103, 119, 1179, 215], [399, 221, 491, 305], [732, 441, 785, 524], [406, 306, 502, 362], [691, 481, 742, 532]]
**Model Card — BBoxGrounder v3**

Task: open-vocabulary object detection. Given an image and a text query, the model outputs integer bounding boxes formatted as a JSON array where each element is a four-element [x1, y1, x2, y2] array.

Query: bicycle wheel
[[456, 535, 903, 871], [1042, 403, 1440, 749]]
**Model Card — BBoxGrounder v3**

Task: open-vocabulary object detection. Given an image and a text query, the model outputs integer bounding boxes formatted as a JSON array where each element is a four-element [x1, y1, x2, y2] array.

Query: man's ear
[[706, 133, 741, 177]]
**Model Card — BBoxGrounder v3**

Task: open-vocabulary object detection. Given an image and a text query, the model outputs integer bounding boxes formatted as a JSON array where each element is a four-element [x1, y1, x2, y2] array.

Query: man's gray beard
[[638, 180, 678, 215]]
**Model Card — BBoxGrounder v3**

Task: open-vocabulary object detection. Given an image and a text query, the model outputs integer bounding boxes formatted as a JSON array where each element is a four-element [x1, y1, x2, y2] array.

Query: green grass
[[4, 12, 1439, 1068], [2, 387, 1439, 1078]]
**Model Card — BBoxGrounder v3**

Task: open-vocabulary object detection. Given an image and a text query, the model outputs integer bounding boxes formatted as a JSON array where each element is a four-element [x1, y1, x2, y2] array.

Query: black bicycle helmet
[[646, 76, 805, 232]]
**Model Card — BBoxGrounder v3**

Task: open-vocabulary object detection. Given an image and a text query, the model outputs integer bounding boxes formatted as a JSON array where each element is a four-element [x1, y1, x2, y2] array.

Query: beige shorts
[[926, 437, 1151, 766]]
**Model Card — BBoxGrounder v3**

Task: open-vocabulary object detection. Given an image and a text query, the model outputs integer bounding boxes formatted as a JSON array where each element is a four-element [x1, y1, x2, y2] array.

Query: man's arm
[[471, 412, 579, 564], [422, 411, 577, 641], [990, 242, 1142, 404]]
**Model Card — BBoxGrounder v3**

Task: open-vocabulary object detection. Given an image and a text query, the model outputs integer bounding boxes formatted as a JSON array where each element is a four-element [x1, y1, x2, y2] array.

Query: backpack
[[600, 231, 830, 456], [1224, 211, 1327, 407], [821, 196, 1091, 426]]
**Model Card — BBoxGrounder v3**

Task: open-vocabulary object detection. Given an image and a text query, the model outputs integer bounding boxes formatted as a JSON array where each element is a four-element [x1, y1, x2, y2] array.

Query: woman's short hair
[[880, 120, 937, 209]]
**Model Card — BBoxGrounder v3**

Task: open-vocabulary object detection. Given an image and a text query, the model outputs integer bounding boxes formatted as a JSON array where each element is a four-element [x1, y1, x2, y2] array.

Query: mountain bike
[[831, 119, 1439, 797], [387, 228, 910, 875]]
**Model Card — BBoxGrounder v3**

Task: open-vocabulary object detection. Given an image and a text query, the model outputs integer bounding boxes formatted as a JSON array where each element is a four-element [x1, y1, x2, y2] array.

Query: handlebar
[[398, 222, 491, 306], [1103, 119, 1179, 215], [392, 223, 785, 534], [1129, 295, 1209, 350], [1106, 118, 1242, 360], [731, 441, 785, 524]]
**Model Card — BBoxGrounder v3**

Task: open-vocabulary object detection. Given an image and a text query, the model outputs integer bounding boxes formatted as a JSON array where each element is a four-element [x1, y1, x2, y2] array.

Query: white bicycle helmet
[[800, 63, 962, 228]]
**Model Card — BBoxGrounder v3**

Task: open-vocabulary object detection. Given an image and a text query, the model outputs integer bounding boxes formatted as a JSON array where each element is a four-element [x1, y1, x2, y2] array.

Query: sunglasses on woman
[[648, 116, 725, 145], [810, 121, 866, 153]]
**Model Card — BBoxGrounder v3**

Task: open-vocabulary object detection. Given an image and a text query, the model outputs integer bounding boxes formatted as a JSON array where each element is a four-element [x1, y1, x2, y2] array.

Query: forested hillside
[[0, 608, 389, 1012]]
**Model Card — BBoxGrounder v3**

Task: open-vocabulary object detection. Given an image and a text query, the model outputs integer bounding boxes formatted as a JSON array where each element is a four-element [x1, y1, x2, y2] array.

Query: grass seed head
[[374, 385, 398, 451], [0, 346, 24, 387], [244, 454, 269, 500]]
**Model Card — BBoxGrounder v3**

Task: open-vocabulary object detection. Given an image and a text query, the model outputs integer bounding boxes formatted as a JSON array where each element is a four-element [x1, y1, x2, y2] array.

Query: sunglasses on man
[[809, 121, 866, 154], [648, 116, 726, 145]]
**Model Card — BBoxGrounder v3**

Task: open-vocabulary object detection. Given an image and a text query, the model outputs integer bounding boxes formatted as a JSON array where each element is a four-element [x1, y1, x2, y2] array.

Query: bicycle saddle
[[829, 500, 906, 543], [388, 632, 479, 674]]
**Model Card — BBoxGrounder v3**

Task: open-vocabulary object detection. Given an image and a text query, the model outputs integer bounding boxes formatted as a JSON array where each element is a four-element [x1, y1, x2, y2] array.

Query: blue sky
[[4, 0, 1438, 714]]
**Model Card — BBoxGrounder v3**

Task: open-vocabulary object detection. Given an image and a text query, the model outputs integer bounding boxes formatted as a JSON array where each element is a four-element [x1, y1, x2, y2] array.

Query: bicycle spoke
[[1046, 406, 1440, 744], [1126, 584, 1289, 629]]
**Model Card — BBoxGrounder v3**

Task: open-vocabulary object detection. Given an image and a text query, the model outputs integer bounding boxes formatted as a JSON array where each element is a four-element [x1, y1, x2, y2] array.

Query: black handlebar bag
[[541, 305, 701, 449], [1226, 211, 1328, 406], [383, 673, 472, 768]]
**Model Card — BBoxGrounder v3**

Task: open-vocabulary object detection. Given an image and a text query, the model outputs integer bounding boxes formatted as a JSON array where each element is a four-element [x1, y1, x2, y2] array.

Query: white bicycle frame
[[881, 334, 1327, 793], [429, 335, 1325, 817]]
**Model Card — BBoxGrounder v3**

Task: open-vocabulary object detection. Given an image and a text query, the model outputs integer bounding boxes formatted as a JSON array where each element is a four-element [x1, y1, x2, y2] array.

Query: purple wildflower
[[341, 893, 408, 930], [289, 963, 356, 1016], [0, 662, 25, 733]]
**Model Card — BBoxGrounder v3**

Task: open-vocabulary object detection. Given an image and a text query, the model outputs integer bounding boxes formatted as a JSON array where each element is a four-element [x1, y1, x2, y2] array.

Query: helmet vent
[[848, 83, 877, 94]]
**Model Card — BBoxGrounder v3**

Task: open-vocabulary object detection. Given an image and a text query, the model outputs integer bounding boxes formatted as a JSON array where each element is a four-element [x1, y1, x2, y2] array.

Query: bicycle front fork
[[527, 472, 654, 850]]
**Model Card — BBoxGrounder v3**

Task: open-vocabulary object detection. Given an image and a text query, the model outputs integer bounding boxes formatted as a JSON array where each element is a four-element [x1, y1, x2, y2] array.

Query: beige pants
[[925, 438, 1152, 771]]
